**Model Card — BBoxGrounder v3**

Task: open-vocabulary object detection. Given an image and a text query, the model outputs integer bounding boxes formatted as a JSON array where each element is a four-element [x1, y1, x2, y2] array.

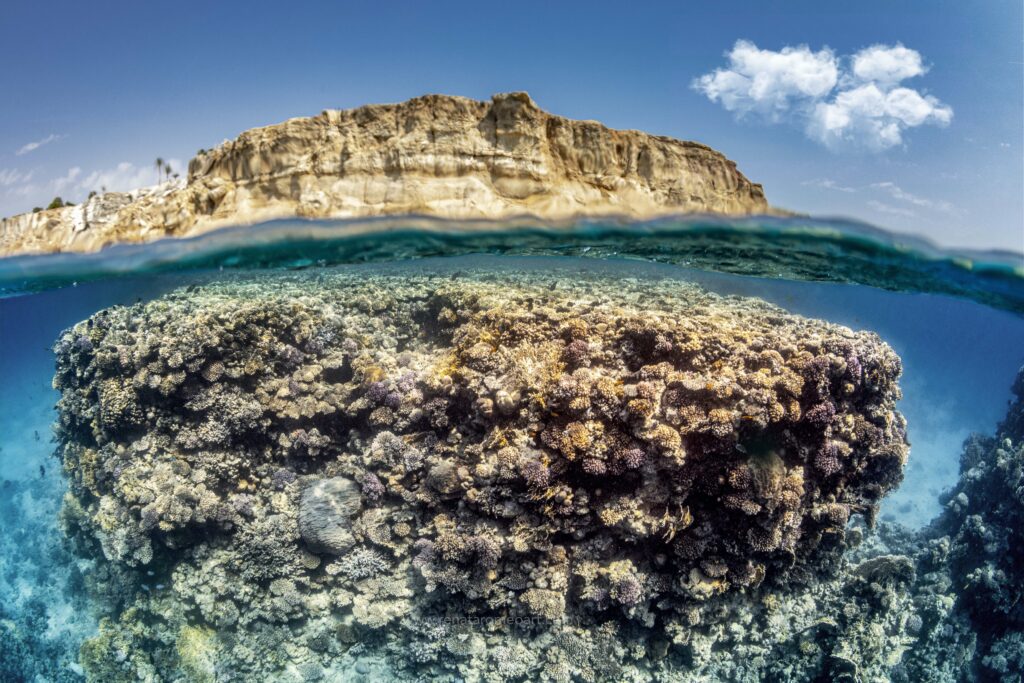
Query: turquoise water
[[1, 216, 1022, 681], [2, 216, 1022, 313]]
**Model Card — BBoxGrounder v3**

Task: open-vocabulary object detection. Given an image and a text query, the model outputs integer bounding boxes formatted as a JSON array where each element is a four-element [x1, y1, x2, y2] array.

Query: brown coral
[[51, 268, 908, 681]]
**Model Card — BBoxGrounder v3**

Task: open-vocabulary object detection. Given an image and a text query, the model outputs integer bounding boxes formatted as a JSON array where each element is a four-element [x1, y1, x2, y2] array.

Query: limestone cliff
[[0, 92, 771, 256]]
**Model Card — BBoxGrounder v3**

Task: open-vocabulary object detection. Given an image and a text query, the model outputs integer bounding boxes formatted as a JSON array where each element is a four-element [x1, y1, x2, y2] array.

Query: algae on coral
[[50, 267, 924, 681]]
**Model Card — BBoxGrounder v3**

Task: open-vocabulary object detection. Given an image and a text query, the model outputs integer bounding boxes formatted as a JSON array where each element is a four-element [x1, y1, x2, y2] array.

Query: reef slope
[[52, 268, 908, 682], [1, 92, 771, 256]]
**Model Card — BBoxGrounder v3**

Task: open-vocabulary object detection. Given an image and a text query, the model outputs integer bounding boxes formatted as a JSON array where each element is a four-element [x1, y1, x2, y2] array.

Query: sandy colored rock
[[1, 92, 772, 256]]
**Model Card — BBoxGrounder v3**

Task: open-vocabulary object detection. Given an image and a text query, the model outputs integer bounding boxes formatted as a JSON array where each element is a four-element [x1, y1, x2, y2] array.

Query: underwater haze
[[1, 217, 1023, 682]]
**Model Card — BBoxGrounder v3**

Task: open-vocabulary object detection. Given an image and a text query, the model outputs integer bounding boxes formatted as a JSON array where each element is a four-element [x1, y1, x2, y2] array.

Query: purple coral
[[814, 442, 842, 476], [613, 575, 643, 606], [654, 333, 673, 355], [521, 458, 550, 488], [396, 371, 417, 393], [360, 472, 385, 501], [54, 337, 72, 356], [412, 538, 436, 569], [563, 339, 590, 367], [277, 344, 305, 367], [422, 398, 450, 430], [287, 428, 331, 457], [271, 467, 298, 490], [403, 445, 425, 472], [581, 458, 607, 475], [619, 446, 646, 470], [846, 353, 863, 384], [804, 401, 836, 428], [467, 535, 501, 568], [802, 355, 832, 398], [366, 381, 390, 404], [232, 493, 256, 517]]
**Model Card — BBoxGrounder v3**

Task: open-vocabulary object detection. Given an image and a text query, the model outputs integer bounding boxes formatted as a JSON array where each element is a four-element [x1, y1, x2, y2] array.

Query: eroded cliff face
[[0, 92, 771, 256]]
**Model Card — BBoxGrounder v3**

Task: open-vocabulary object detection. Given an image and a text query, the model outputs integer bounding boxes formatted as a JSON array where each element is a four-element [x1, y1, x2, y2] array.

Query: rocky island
[[0, 92, 771, 256]]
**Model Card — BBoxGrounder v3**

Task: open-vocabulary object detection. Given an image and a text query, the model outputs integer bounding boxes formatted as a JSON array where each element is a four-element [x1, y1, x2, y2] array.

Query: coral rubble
[[49, 267, 917, 681]]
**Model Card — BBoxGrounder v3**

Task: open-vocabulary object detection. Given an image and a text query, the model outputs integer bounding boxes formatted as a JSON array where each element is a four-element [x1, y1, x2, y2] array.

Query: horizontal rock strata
[[2, 92, 771, 256]]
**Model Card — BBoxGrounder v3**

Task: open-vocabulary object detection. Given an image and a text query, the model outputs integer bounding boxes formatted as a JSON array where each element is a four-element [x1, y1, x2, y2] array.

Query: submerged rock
[[52, 268, 912, 681], [298, 477, 362, 554]]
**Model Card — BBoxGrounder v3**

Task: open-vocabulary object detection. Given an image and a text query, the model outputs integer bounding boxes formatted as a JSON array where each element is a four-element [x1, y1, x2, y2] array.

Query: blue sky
[[1, 0, 1020, 251]]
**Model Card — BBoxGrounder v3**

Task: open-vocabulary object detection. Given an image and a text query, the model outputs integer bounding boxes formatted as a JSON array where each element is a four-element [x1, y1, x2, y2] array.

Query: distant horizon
[[1, 1, 1020, 252]]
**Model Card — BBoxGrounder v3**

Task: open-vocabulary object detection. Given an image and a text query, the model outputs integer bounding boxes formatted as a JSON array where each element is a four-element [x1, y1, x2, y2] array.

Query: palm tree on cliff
[[155, 158, 164, 185]]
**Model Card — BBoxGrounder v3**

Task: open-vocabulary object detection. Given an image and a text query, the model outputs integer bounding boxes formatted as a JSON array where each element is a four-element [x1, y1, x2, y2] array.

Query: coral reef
[[933, 368, 1024, 682], [0, 473, 94, 682], [50, 267, 917, 681]]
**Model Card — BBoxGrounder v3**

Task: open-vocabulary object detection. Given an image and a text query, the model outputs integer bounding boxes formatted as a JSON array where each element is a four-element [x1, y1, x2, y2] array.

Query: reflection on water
[[2, 215, 1022, 312]]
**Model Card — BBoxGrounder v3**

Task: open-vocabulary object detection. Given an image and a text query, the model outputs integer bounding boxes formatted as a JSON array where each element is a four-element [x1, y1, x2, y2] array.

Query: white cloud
[[52, 167, 81, 194], [2, 158, 184, 217], [694, 40, 953, 151], [867, 199, 916, 217], [9, 184, 37, 197], [62, 158, 185, 196], [871, 181, 954, 213], [80, 162, 154, 194], [851, 44, 925, 85], [808, 83, 952, 151], [0, 168, 33, 187], [15, 133, 64, 156], [802, 178, 856, 192], [694, 40, 838, 119], [799, 177, 955, 217]]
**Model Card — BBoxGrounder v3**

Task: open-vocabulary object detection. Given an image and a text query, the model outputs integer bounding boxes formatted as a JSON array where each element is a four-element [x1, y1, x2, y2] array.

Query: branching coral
[[52, 268, 910, 682]]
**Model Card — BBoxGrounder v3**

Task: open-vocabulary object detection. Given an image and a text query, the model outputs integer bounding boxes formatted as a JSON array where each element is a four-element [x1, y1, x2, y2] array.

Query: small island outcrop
[[0, 92, 771, 256]]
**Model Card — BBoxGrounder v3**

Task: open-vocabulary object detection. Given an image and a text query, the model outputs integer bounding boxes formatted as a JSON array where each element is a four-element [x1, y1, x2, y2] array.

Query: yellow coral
[[176, 624, 217, 683]]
